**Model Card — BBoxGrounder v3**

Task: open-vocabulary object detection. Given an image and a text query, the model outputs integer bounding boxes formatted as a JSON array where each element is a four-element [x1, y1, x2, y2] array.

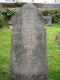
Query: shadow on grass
[[48, 69, 60, 80]]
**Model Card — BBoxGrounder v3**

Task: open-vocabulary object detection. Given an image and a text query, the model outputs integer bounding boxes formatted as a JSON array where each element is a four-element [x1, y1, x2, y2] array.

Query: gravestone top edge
[[10, 3, 45, 27]]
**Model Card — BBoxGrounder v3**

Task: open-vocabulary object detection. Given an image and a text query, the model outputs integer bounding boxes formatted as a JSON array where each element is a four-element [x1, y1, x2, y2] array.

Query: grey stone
[[55, 31, 60, 45], [10, 3, 47, 80], [44, 16, 52, 25]]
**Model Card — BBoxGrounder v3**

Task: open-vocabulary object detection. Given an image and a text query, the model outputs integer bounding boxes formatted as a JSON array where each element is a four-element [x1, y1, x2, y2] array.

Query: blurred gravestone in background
[[44, 16, 52, 25], [55, 31, 60, 45], [10, 3, 47, 80]]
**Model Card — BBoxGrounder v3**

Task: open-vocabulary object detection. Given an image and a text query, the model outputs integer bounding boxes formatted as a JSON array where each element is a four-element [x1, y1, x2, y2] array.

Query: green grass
[[46, 23, 60, 80], [0, 27, 11, 80], [0, 23, 60, 80]]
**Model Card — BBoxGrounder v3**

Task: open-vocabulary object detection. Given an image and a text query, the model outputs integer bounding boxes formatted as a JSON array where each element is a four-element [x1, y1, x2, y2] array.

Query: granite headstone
[[10, 3, 47, 80]]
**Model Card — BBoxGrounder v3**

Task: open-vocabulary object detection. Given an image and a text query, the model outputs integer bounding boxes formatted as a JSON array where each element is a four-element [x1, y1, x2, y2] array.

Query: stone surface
[[55, 31, 60, 45], [10, 3, 47, 80]]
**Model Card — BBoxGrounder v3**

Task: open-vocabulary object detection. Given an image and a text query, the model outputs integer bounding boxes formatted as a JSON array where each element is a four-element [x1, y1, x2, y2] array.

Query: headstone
[[10, 3, 47, 80], [45, 16, 52, 25], [55, 31, 60, 45]]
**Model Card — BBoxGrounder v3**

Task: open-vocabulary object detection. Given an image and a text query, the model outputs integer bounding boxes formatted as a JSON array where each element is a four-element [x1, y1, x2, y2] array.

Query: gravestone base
[[11, 73, 47, 80]]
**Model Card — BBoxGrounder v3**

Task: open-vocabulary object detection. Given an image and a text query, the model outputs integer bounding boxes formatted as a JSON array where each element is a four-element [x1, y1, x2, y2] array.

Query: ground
[[0, 23, 60, 80]]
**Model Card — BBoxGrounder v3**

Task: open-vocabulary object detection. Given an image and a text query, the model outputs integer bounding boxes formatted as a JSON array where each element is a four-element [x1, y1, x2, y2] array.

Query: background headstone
[[55, 31, 60, 45], [10, 3, 47, 80], [44, 16, 52, 25]]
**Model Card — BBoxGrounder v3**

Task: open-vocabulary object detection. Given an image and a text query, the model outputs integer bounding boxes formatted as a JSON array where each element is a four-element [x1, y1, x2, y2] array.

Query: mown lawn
[[46, 23, 60, 80], [0, 23, 60, 80], [0, 27, 11, 80]]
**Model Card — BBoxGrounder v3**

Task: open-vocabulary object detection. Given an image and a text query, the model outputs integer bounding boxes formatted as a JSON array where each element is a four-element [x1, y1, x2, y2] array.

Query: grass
[[46, 23, 60, 80], [0, 27, 11, 80], [0, 23, 60, 80]]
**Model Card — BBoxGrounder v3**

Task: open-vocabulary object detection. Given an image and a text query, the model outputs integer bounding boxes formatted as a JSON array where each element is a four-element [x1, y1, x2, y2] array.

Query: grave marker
[[10, 3, 47, 80]]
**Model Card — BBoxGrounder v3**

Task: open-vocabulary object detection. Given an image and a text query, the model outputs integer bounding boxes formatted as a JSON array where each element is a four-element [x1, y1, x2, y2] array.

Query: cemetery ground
[[0, 23, 60, 80]]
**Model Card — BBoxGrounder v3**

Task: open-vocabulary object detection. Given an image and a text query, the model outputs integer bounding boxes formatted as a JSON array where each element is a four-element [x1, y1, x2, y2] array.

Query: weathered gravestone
[[55, 31, 60, 45], [45, 16, 52, 26], [10, 3, 47, 80]]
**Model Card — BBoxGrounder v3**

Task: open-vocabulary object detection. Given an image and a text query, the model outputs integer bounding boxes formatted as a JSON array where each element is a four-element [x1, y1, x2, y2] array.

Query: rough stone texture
[[10, 3, 47, 80], [55, 31, 60, 45]]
